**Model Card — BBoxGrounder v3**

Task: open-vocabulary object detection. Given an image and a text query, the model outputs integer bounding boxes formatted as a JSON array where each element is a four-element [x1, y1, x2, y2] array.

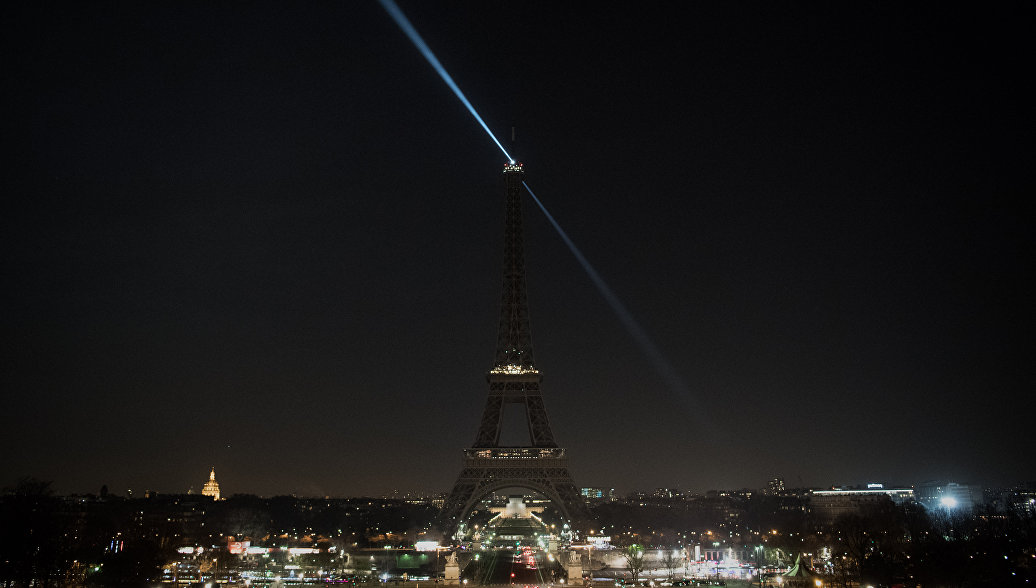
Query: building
[[765, 477, 786, 495], [581, 487, 613, 501], [810, 485, 914, 522], [985, 485, 1036, 516], [201, 468, 221, 501], [916, 481, 979, 512]]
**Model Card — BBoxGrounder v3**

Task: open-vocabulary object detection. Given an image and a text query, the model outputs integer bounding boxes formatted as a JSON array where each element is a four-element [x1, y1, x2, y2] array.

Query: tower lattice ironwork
[[441, 162, 588, 535]]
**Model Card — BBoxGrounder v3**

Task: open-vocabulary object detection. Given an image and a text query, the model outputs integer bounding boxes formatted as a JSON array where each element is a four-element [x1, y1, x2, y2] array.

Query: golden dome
[[201, 468, 221, 501]]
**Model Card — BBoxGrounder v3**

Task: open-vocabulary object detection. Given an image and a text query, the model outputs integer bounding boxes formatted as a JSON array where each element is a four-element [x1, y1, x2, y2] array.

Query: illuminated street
[[469, 548, 555, 586]]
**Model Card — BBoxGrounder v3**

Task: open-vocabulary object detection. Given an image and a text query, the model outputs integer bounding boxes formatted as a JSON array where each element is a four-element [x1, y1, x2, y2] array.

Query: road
[[471, 548, 556, 587]]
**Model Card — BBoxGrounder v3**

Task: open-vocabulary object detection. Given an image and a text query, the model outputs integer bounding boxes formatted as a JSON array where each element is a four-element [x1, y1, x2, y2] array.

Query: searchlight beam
[[378, 0, 709, 426], [378, 0, 514, 162]]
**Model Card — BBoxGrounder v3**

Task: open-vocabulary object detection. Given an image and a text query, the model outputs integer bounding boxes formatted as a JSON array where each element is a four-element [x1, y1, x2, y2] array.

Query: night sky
[[3, 2, 1031, 498]]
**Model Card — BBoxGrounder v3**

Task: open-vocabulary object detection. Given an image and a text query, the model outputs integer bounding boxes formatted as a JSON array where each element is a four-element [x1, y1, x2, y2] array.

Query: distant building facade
[[985, 485, 1036, 516], [916, 481, 979, 511], [581, 487, 615, 502], [810, 484, 914, 521], [765, 477, 786, 495]]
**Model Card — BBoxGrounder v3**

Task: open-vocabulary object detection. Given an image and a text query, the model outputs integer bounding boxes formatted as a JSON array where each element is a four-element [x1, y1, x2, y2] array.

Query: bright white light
[[940, 496, 958, 509]]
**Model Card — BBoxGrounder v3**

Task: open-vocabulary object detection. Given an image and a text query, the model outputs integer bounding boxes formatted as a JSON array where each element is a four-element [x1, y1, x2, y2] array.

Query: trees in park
[[660, 549, 680, 582], [622, 544, 645, 583]]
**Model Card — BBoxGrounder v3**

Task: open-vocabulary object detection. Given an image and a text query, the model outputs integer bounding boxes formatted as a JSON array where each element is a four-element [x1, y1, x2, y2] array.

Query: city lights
[[6, 4, 1031, 588]]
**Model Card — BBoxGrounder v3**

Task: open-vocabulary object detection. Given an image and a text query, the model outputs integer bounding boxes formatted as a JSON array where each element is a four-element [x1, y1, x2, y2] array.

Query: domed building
[[201, 468, 221, 501]]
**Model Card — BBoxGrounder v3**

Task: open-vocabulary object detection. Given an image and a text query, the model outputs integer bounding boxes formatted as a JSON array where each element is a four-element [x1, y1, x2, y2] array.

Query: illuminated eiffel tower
[[441, 162, 588, 536]]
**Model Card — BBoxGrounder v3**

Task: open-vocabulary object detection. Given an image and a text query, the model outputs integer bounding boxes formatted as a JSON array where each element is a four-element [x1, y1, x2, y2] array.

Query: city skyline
[[3, 3, 1031, 498], [36, 464, 1012, 506], [85, 469, 1015, 502]]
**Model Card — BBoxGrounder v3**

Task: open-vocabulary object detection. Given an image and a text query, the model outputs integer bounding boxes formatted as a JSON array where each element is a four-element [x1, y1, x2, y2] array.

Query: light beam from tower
[[377, 1, 711, 427], [378, 0, 514, 162]]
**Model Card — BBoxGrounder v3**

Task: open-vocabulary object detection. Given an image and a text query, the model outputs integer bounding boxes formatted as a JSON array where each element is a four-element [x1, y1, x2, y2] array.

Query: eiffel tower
[[441, 162, 588, 536]]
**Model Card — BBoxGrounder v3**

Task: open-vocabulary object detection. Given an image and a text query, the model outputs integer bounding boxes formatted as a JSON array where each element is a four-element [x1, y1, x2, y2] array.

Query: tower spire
[[492, 162, 537, 374], [471, 162, 556, 448]]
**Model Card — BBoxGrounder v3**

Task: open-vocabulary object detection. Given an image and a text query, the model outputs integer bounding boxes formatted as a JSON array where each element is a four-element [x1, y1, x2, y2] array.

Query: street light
[[754, 546, 765, 588]]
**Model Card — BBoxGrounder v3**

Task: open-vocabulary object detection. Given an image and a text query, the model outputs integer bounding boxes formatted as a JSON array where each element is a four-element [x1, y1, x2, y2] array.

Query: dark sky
[[3, 2, 1031, 498]]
